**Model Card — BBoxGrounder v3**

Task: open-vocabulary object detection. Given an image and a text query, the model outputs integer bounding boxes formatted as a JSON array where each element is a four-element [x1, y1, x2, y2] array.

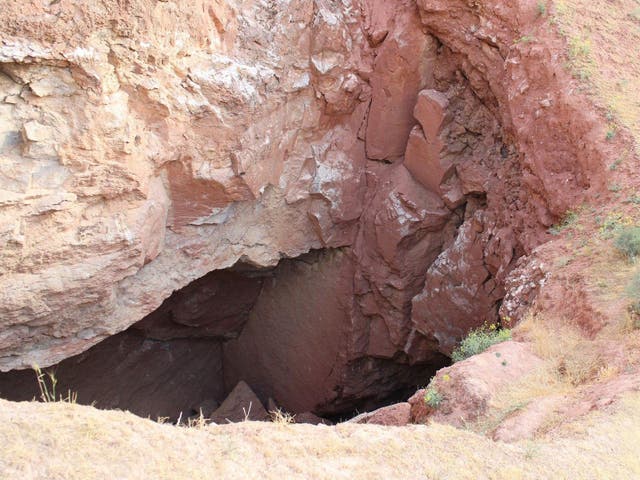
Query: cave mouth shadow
[[0, 251, 450, 424]]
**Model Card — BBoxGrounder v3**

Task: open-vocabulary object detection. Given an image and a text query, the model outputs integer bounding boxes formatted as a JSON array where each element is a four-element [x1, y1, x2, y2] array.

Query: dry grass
[[519, 317, 607, 386], [269, 408, 296, 424], [552, 0, 640, 151], [465, 316, 607, 437], [1, 396, 640, 480], [466, 203, 640, 437]]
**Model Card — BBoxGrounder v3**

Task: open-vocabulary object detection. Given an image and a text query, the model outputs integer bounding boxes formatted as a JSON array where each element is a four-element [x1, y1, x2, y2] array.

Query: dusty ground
[[553, 0, 640, 150], [1, 394, 640, 480]]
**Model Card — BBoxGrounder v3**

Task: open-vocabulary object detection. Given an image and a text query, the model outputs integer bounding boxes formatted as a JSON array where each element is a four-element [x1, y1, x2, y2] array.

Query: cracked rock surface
[[0, 0, 607, 413]]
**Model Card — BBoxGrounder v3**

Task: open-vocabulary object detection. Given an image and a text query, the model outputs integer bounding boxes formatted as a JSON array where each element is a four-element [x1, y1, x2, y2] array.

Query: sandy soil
[[1, 394, 640, 480]]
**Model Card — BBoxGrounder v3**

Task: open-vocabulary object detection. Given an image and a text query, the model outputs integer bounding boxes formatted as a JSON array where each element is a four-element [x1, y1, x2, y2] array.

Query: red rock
[[409, 342, 543, 427], [352, 403, 412, 426], [210, 381, 269, 424], [134, 269, 264, 340], [402, 90, 452, 197], [0, 329, 225, 422], [365, 5, 437, 161], [413, 90, 449, 142], [412, 210, 503, 355], [456, 162, 490, 195], [195, 399, 220, 418], [266, 398, 279, 414], [407, 389, 433, 425], [222, 250, 356, 415], [403, 125, 451, 194], [295, 412, 330, 425], [0, 0, 610, 424]]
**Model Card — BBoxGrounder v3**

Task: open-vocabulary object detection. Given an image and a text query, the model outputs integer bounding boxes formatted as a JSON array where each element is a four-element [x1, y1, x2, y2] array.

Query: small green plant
[[549, 210, 579, 235], [628, 301, 640, 329], [609, 183, 622, 193], [626, 272, 640, 329], [424, 386, 444, 409], [524, 440, 541, 460], [515, 35, 536, 44], [451, 324, 512, 362], [567, 34, 594, 80], [537, 1, 547, 16], [569, 35, 592, 57], [555, 255, 573, 268], [614, 227, 640, 260], [609, 158, 623, 171], [599, 212, 634, 238], [606, 128, 617, 141]]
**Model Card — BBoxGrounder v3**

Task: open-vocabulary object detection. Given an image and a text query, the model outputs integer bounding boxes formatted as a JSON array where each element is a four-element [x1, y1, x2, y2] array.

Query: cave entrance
[[0, 262, 266, 422], [0, 249, 448, 423]]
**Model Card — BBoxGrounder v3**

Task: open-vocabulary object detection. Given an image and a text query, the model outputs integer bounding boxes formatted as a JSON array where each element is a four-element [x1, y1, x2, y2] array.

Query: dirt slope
[[1, 394, 640, 480]]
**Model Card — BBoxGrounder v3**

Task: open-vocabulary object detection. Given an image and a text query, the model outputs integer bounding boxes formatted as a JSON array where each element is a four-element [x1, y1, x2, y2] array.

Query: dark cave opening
[[0, 249, 450, 424]]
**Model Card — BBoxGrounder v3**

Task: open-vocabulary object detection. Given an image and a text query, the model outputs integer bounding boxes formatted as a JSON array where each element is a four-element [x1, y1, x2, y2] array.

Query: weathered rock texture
[[0, 0, 608, 414], [408, 341, 543, 426]]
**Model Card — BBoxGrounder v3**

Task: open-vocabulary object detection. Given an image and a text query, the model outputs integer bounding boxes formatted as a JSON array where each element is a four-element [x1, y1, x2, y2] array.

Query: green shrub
[[598, 212, 633, 238], [626, 272, 640, 329], [424, 386, 444, 409], [451, 325, 512, 362], [549, 210, 578, 235], [614, 226, 640, 260]]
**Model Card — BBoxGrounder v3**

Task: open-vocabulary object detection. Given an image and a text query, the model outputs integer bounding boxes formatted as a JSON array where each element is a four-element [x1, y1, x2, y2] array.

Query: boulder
[[210, 381, 269, 424], [295, 412, 331, 425], [349, 403, 411, 426], [409, 342, 543, 426]]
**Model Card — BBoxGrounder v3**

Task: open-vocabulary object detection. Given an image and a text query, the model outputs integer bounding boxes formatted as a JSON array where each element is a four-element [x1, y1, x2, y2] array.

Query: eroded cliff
[[0, 0, 609, 417]]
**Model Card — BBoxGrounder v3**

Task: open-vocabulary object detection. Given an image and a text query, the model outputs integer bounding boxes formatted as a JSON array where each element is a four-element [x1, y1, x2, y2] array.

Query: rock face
[[0, 1, 609, 415], [408, 341, 543, 426]]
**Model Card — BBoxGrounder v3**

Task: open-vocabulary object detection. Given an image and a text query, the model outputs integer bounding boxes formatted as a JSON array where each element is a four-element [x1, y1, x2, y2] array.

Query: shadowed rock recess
[[0, 0, 606, 420]]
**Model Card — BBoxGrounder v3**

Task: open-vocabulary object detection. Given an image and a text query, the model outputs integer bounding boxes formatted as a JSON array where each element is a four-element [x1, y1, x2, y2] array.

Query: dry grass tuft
[[33, 365, 77, 404], [269, 408, 296, 425], [518, 316, 606, 386]]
